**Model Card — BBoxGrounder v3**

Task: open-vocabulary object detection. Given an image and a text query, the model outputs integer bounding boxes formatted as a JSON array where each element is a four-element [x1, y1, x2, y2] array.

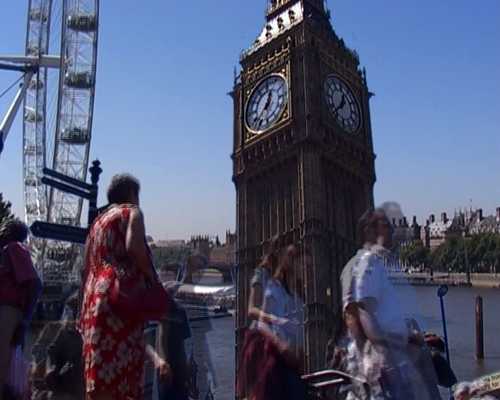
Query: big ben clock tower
[[232, 0, 376, 378]]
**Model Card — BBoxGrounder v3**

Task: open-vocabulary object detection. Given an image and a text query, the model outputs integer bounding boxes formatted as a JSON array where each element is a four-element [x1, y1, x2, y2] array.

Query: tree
[[0, 193, 14, 226], [430, 232, 500, 274], [431, 237, 463, 273], [400, 240, 430, 269]]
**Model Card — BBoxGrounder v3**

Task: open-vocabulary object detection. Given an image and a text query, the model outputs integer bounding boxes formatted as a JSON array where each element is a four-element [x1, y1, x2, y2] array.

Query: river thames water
[[200, 286, 500, 400]]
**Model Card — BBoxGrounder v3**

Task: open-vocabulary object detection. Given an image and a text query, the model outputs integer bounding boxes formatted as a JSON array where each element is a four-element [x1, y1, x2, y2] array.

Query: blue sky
[[1, 1, 499, 240]]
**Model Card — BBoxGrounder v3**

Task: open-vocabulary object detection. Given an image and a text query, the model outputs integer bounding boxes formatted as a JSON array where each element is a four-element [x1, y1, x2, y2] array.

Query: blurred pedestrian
[[0, 218, 42, 400], [238, 244, 307, 400], [340, 208, 441, 400], [247, 236, 279, 327], [148, 283, 192, 400], [258, 244, 304, 352], [181, 254, 217, 399], [44, 292, 83, 400]]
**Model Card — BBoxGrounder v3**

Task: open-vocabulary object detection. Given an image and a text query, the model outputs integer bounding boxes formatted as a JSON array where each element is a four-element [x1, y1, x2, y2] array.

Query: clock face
[[246, 75, 288, 133], [324, 75, 361, 133]]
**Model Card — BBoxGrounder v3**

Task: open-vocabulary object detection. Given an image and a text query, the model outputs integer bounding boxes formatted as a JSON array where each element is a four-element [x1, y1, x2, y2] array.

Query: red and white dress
[[79, 204, 146, 399]]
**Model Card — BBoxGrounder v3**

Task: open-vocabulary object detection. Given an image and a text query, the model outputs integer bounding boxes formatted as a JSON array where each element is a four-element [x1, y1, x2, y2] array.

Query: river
[[199, 286, 500, 399]]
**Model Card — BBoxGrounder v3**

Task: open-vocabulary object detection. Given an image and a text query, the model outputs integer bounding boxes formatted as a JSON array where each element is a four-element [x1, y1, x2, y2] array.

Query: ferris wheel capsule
[[67, 13, 97, 32]]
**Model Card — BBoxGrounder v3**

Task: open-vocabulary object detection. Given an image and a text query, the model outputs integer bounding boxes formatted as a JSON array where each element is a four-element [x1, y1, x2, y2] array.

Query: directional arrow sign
[[30, 221, 88, 244], [41, 177, 93, 199], [42, 167, 94, 191]]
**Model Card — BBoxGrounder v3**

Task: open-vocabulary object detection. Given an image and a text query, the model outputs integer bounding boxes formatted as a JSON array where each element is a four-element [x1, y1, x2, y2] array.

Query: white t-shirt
[[342, 247, 408, 340]]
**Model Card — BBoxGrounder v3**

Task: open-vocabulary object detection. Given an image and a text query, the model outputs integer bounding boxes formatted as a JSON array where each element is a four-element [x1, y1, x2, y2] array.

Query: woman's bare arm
[[247, 284, 263, 321], [157, 320, 170, 362], [248, 284, 283, 325], [126, 207, 154, 282]]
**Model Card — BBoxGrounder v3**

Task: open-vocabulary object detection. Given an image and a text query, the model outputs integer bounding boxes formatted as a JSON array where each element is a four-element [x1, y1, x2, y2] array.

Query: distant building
[[155, 239, 187, 248], [190, 235, 211, 258], [468, 208, 500, 235], [426, 213, 453, 251], [152, 231, 236, 270], [209, 231, 236, 266], [417, 207, 500, 251]]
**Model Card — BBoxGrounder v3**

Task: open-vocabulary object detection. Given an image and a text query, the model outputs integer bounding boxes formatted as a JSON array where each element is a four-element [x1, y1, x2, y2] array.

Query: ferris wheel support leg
[[0, 70, 35, 157]]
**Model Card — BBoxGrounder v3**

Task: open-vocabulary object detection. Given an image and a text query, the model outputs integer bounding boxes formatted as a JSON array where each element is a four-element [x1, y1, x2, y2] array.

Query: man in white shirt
[[340, 208, 441, 400]]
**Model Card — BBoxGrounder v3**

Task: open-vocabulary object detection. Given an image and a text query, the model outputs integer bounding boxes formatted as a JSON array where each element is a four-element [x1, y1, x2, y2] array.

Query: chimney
[[496, 207, 500, 222], [441, 212, 448, 223], [430, 214, 435, 223], [478, 209, 483, 221], [403, 217, 408, 227]]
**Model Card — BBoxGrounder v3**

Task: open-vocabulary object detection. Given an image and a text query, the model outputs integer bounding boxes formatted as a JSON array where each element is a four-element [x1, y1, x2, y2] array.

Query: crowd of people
[[0, 175, 200, 400], [237, 207, 497, 400], [0, 173, 497, 400]]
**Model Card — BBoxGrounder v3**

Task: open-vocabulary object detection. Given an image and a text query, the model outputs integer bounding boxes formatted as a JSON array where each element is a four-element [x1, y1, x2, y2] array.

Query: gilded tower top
[[242, 0, 330, 58], [267, 0, 326, 20]]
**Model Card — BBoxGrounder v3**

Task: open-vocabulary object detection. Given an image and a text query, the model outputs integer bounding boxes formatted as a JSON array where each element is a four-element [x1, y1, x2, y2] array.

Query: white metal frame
[[0, 0, 99, 283]]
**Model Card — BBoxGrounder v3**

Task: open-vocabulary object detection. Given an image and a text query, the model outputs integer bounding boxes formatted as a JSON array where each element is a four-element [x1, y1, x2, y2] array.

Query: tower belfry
[[267, 0, 326, 18], [232, 0, 376, 385]]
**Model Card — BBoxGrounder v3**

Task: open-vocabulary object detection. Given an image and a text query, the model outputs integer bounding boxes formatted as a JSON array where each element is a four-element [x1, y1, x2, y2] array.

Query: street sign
[[42, 167, 94, 191], [30, 221, 88, 244], [41, 177, 93, 199]]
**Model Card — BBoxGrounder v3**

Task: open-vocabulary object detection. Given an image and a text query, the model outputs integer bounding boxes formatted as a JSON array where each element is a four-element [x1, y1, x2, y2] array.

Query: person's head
[[357, 208, 394, 249], [274, 244, 298, 289], [0, 218, 29, 247], [282, 244, 298, 272], [344, 304, 364, 341], [107, 173, 140, 205], [259, 235, 280, 271]]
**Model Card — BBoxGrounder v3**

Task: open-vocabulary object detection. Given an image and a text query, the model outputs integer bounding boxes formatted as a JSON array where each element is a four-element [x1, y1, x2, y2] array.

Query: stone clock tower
[[232, 0, 376, 378]]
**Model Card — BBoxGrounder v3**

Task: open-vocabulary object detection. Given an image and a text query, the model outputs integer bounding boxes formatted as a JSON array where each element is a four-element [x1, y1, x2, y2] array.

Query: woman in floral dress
[[79, 174, 156, 400]]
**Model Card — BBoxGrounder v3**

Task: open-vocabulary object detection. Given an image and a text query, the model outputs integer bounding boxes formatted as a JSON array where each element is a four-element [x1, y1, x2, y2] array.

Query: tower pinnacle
[[267, 0, 327, 20]]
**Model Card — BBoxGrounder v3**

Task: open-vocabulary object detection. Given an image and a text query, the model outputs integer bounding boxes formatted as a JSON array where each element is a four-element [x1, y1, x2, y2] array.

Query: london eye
[[0, 0, 99, 282]]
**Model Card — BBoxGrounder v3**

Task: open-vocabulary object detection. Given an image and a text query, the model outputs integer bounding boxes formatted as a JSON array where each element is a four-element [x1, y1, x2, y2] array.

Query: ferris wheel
[[0, 0, 99, 280]]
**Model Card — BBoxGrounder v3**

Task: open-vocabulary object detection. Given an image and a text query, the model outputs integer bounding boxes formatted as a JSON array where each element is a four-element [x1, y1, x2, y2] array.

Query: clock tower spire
[[267, 0, 328, 20]]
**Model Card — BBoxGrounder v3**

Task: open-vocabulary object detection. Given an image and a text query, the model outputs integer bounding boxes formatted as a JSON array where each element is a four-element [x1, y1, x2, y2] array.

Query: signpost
[[30, 221, 87, 244], [30, 159, 102, 243]]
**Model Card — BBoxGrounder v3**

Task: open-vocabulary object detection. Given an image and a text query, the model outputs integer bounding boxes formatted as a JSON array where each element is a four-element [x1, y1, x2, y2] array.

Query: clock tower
[[232, 0, 376, 377]]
